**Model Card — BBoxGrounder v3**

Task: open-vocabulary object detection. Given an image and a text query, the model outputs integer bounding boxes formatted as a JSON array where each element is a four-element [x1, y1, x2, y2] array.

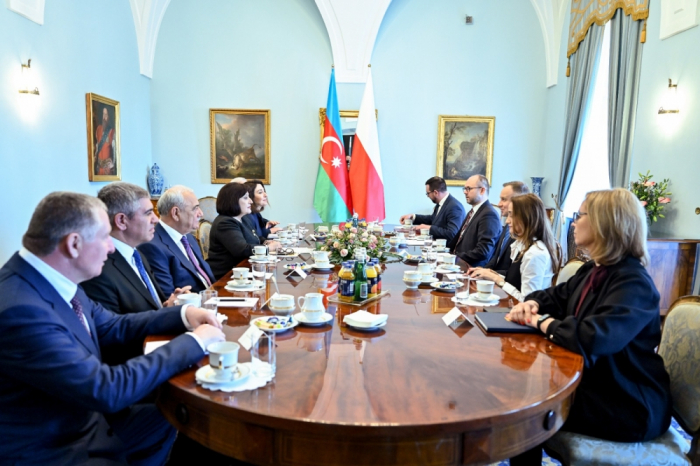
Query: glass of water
[[252, 331, 276, 379], [199, 290, 218, 313], [423, 235, 434, 248], [251, 263, 267, 289]]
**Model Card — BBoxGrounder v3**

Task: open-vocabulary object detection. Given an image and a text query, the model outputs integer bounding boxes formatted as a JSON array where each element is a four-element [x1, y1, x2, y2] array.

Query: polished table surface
[[154, 246, 583, 466]]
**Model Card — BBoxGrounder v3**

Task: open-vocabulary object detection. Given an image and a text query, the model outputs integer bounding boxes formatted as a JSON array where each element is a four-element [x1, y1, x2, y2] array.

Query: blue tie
[[132, 250, 161, 308]]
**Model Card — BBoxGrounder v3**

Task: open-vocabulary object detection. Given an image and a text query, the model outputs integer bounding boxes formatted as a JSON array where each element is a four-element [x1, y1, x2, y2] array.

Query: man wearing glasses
[[448, 175, 501, 267], [399, 176, 466, 243]]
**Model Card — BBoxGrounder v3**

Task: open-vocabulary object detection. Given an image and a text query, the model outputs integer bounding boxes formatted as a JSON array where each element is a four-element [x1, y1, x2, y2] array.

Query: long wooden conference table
[[154, 245, 583, 466]]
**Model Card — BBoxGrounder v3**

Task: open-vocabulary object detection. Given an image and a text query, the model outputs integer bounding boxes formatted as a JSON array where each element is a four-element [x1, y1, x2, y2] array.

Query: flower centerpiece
[[629, 171, 672, 223], [317, 219, 398, 263]]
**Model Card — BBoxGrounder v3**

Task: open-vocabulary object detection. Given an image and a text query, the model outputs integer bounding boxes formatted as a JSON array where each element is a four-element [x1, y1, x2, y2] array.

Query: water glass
[[251, 263, 267, 289], [252, 332, 276, 379], [199, 290, 218, 313], [425, 249, 438, 264], [423, 235, 434, 248]]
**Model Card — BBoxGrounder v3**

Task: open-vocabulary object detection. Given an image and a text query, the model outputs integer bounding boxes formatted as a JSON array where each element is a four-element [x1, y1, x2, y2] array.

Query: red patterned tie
[[455, 209, 474, 247], [70, 295, 91, 335]]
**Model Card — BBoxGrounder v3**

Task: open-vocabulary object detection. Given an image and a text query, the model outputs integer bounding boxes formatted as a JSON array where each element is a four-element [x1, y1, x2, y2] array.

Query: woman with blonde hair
[[470, 193, 561, 301], [508, 188, 671, 465]]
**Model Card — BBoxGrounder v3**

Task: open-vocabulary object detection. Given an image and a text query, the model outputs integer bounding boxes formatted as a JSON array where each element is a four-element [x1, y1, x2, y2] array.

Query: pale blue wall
[[0, 1, 152, 264], [151, 0, 548, 224]]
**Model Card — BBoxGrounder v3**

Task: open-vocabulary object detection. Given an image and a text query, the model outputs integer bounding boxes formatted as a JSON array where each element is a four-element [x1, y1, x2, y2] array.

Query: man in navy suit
[[449, 175, 502, 267], [399, 176, 466, 243], [0, 192, 225, 465], [139, 186, 214, 297]]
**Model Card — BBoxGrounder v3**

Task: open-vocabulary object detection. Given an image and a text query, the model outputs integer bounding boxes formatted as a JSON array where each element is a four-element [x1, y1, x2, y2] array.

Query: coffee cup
[[434, 239, 447, 250], [298, 292, 325, 322], [288, 223, 297, 231], [175, 293, 201, 307], [417, 262, 435, 275], [208, 341, 240, 381], [253, 245, 268, 257], [331, 225, 340, 232], [312, 250, 330, 263], [270, 294, 295, 310], [439, 253, 456, 265], [403, 218, 413, 226], [420, 228, 431, 237], [404, 270, 422, 281], [233, 267, 249, 280], [396, 232, 405, 240], [317, 226, 329, 233], [476, 280, 495, 298]]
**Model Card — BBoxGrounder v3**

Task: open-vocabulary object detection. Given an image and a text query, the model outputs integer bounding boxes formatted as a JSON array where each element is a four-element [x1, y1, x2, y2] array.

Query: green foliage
[[317, 223, 400, 264], [628, 171, 672, 224]]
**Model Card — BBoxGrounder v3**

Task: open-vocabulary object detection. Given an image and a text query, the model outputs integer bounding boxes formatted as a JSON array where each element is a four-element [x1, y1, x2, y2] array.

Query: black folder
[[474, 312, 539, 334]]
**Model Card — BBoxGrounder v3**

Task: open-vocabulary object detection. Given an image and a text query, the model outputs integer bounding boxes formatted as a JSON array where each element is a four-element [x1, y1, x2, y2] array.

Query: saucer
[[345, 321, 386, 332], [225, 280, 265, 291], [294, 312, 333, 326], [249, 256, 277, 264], [471, 292, 500, 302], [430, 281, 461, 292], [195, 363, 251, 385], [251, 315, 298, 332], [313, 263, 334, 270], [420, 276, 439, 285], [268, 304, 296, 315], [435, 264, 460, 273], [267, 234, 279, 239], [451, 296, 499, 307]]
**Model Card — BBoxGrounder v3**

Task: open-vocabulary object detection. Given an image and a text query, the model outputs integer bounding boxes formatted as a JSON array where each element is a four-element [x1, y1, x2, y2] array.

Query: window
[[563, 22, 612, 216]]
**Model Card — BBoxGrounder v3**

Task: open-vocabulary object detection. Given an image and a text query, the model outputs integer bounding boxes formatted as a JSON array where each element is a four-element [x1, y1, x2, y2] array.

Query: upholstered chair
[[544, 295, 700, 466], [555, 259, 585, 286], [196, 220, 212, 260], [198, 196, 217, 223]]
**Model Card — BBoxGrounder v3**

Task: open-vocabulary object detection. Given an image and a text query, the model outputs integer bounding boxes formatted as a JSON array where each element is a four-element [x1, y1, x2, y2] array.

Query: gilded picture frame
[[319, 108, 377, 169], [210, 109, 271, 184], [86, 93, 121, 181], [436, 115, 495, 187]]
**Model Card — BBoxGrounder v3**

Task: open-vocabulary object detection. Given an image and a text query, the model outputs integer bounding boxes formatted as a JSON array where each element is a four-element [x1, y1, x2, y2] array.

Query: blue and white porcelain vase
[[531, 177, 544, 198], [148, 163, 164, 197]]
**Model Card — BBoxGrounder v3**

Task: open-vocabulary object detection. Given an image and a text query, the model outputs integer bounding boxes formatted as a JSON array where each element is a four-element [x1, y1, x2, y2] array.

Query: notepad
[[474, 312, 539, 334]]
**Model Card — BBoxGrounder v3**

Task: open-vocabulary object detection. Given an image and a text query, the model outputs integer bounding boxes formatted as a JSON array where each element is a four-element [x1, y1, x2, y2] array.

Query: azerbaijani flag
[[349, 68, 385, 221], [313, 68, 353, 222]]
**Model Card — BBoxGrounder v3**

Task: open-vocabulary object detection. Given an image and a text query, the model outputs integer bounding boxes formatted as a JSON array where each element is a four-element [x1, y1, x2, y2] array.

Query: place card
[[442, 307, 472, 330], [291, 267, 307, 279], [238, 324, 264, 351]]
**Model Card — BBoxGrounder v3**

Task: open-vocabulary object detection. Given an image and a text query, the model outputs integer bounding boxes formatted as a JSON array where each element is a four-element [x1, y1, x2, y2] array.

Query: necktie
[[432, 203, 440, 221], [498, 227, 511, 260], [70, 295, 91, 335], [455, 209, 475, 247], [132, 250, 162, 308], [181, 235, 212, 287]]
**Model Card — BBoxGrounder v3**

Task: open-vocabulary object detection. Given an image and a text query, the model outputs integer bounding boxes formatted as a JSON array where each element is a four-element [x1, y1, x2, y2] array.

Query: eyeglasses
[[573, 211, 588, 222], [462, 186, 483, 193], [425, 191, 435, 197]]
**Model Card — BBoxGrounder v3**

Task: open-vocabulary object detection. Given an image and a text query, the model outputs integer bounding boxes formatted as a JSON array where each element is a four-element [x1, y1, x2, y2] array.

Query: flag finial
[[368, 64, 371, 68]]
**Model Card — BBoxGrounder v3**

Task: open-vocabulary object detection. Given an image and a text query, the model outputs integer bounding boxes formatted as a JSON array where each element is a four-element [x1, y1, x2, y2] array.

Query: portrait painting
[[210, 109, 270, 184], [436, 115, 495, 186], [86, 93, 120, 181]]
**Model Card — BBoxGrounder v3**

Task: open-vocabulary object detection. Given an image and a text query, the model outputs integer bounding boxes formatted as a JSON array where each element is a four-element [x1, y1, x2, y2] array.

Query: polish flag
[[349, 69, 385, 221]]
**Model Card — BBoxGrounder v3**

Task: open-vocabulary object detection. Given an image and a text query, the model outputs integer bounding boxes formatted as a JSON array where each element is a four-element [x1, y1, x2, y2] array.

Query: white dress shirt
[[159, 220, 209, 287], [112, 237, 161, 305], [500, 239, 554, 302], [413, 193, 451, 221]]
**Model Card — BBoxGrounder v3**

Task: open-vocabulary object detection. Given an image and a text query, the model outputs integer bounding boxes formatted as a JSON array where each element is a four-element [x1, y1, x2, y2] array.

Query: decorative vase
[[531, 177, 544, 198], [148, 163, 164, 197]]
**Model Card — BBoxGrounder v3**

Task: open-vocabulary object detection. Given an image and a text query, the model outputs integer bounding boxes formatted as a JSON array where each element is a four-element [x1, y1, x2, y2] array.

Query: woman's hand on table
[[266, 220, 280, 228], [468, 267, 501, 283], [508, 300, 540, 328], [163, 286, 192, 307], [269, 227, 282, 234]]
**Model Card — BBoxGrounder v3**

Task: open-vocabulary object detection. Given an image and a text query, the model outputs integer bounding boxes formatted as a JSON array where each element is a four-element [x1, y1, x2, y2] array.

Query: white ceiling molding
[[128, 0, 171, 78], [530, 0, 567, 88], [314, 0, 392, 83], [7, 0, 45, 25]]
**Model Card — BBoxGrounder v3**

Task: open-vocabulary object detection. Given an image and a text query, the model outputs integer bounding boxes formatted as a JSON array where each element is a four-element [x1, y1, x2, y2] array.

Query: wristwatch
[[536, 314, 551, 331]]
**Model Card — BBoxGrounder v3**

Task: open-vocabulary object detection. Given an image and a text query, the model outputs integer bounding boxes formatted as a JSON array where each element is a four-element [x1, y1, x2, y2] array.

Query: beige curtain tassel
[[566, 58, 571, 77], [640, 19, 647, 43]]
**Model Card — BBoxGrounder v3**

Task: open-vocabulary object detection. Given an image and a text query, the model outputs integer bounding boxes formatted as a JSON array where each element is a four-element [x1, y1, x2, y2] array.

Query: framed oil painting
[[319, 108, 377, 170], [86, 93, 120, 181], [210, 109, 270, 184], [436, 115, 495, 186]]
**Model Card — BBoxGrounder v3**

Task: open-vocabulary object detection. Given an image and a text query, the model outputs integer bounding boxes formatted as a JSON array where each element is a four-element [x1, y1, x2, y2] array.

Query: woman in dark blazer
[[206, 183, 279, 280], [508, 188, 672, 465], [243, 179, 281, 240]]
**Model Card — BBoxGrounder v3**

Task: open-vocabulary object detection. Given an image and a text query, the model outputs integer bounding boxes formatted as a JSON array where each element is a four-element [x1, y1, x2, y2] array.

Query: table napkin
[[197, 362, 273, 392], [343, 310, 388, 328]]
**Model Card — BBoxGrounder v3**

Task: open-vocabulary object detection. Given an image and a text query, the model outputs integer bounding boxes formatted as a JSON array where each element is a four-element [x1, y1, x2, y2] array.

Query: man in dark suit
[[83, 182, 189, 314], [449, 175, 501, 267], [400, 176, 466, 243], [481, 181, 530, 275], [139, 185, 214, 297], [0, 192, 225, 464]]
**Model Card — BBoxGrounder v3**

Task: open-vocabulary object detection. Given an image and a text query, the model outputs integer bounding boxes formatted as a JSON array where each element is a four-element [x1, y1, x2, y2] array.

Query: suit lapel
[[157, 225, 199, 278], [110, 252, 160, 309], [9, 254, 99, 355], [465, 200, 490, 234]]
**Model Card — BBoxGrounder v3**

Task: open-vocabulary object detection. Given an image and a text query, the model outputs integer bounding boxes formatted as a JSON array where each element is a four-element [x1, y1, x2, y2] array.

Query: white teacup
[[270, 294, 295, 309], [288, 223, 297, 231], [312, 250, 330, 263], [233, 267, 249, 280], [317, 226, 329, 233], [331, 225, 340, 232], [404, 271, 422, 281], [476, 280, 495, 298], [417, 262, 435, 275], [253, 245, 268, 257], [434, 239, 447, 250], [439, 253, 457, 265], [396, 232, 405, 240], [278, 230, 290, 239], [208, 341, 240, 381], [175, 293, 201, 307], [420, 228, 430, 237]]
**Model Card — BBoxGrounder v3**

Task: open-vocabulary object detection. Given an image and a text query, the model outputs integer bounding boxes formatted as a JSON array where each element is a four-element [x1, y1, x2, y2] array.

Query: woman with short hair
[[243, 180, 281, 240], [469, 193, 561, 301], [508, 188, 672, 465], [206, 183, 279, 280]]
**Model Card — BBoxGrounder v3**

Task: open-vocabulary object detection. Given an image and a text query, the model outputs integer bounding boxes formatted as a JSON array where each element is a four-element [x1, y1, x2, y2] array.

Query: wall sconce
[[18, 59, 39, 95], [658, 79, 678, 114]]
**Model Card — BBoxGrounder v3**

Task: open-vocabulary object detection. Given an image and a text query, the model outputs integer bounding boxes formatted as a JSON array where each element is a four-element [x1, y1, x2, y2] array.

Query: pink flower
[[340, 249, 348, 257], [351, 227, 358, 234], [659, 197, 671, 204], [643, 181, 656, 187], [333, 241, 340, 248], [640, 201, 647, 207]]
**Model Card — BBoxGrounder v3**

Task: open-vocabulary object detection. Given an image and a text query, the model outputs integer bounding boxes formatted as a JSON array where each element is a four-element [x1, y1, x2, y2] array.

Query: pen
[[218, 298, 247, 302]]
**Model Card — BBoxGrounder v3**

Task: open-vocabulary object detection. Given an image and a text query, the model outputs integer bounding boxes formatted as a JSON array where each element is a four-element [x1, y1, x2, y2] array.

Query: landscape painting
[[436, 115, 495, 186], [210, 109, 270, 184]]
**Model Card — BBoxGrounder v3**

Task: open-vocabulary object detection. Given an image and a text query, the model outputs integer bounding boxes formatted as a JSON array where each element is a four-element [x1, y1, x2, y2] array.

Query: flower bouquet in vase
[[629, 171, 671, 224], [317, 219, 399, 264]]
